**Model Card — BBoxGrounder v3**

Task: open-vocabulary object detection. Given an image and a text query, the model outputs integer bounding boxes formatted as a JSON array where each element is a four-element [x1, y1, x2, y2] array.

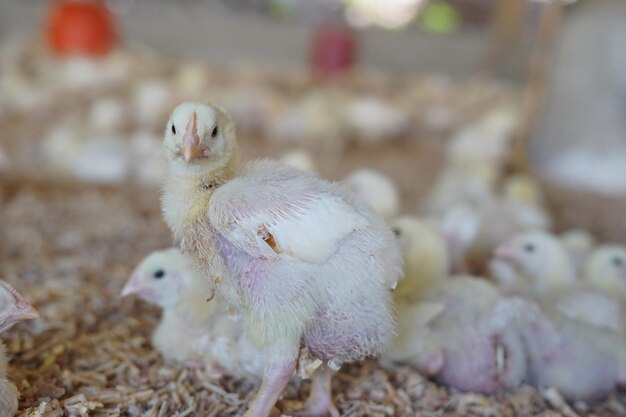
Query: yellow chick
[[390, 216, 450, 301]]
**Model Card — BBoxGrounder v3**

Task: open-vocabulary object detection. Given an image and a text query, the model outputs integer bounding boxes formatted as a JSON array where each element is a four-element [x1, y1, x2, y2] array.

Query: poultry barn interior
[[1, 0, 626, 416]]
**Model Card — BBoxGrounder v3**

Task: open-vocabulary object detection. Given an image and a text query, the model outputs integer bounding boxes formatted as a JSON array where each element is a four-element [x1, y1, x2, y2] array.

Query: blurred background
[[0, 0, 625, 239]]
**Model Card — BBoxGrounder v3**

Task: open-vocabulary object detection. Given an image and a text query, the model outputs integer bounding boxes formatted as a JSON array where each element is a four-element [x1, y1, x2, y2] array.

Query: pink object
[[310, 27, 357, 77]]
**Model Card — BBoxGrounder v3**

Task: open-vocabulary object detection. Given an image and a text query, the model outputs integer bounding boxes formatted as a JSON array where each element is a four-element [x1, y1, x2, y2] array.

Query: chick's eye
[[171, 124, 176, 135], [613, 257, 623, 267], [211, 126, 218, 138], [392, 228, 401, 238], [153, 269, 165, 279], [524, 243, 535, 253]]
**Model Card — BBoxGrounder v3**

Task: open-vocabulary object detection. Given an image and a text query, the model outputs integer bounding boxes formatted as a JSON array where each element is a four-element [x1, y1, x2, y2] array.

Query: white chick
[[42, 121, 129, 183], [133, 79, 175, 128], [343, 169, 400, 221], [269, 91, 346, 150], [423, 164, 497, 215], [279, 151, 316, 173], [122, 248, 263, 378], [387, 277, 527, 393], [0, 281, 38, 417], [495, 232, 625, 332], [71, 136, 129, 183], [89, 97, 131, 134], [446, 106, 518, 172], [491, 297, 626, 402], [560, 228, 597, 270], [160, 102, 401, 417], [494, 230, 577, 297], [343, 96, 410, 144]]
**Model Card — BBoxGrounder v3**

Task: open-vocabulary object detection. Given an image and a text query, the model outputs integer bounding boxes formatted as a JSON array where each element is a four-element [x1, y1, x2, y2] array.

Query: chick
[[390, 216, 450, 301], [122, 249, 263, 378], [160, 102, 401, 417], [491, 297, 626, 401], [387, 217, 525, 392], [279, 151, 316, 173], [0, 281, 38, 417], [343, 96, 410, 144], [494, 230, 576, 298], [560, 228, 596, 270], [495, 232, 625, 332], [387, 278, 527, 393], [343, 169, 400, 221], [582, 244, 626, 296]]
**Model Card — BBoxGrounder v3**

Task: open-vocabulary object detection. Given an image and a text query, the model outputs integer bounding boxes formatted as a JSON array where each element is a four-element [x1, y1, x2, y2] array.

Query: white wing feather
[[209, 161, 370, 264]]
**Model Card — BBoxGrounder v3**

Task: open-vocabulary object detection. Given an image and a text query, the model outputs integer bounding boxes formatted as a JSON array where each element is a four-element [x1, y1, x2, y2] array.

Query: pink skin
[[291, 367, 339, 417], [181, 111, 208, 162], [121, 267, 159, 301], [245, 361, 295, 417]]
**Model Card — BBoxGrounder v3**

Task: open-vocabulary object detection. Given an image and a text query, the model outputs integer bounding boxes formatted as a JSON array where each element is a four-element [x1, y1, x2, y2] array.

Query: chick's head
[[0, 281, 38, 334], [584, 245, 626, 294], [163, 102, 236, 175], [122, 248, 196, 308], [494, 231, 574, 291]]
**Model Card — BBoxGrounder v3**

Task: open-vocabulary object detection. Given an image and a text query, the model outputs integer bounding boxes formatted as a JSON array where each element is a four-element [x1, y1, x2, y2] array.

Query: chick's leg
[[291, 367, 339, 417], [244, 360, 295, 417]]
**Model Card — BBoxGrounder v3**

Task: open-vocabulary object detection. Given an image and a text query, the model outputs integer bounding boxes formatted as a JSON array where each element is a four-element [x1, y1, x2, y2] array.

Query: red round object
[[46, 1, 117, 56], [310, 27, 357, 77]]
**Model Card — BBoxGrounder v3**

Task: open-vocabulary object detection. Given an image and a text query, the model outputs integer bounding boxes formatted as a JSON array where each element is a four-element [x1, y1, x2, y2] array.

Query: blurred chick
[[343, 96, 410, 144], [387, 277, 527, 393], [122, 248, 263, 378], [494, 230, 576, 298], [491, 297, 626, 401], [387, 217, 525, 393], [495, 232, 625, 333], [0, 281, 38, 417], [560, 228, 597, 271], [279, 151, 316, 173], [583, 244, 626, 296], [161, 102, 401, 417], [343, 169, 400, 221], [390, 216, 450, 301]]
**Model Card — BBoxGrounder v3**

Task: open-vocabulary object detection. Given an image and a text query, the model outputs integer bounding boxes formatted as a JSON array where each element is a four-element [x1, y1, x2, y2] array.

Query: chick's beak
[[494, 243, 518, 262], [181, 111, 206, 162], [122, 269, 142, 297], [12, 303, 38, 321]]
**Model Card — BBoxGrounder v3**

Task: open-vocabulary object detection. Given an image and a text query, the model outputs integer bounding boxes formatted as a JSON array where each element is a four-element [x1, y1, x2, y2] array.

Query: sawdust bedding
[[0, 177, 624, 417]]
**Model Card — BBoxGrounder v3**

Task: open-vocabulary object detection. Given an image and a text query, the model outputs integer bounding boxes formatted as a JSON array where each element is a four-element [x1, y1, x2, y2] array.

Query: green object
[[267, 0, 295, 20], [420, 1, 461, 34]]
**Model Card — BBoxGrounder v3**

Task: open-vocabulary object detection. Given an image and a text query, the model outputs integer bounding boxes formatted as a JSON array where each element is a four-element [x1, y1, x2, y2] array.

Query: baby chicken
[[122, 248, 263, 378], [0, 281, 38, 417], [495, 232, 625, 332], [583, 244, 626, 296], [343, 169, 400, 221], [491, 297, 626, 401], [279, 151, 316, 173], [494, 230, 576, 298], [387, 277, 527, 393], [387, 217, 525, 392], [160, 102, 401, 417], [389, 216, 450, 301]]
